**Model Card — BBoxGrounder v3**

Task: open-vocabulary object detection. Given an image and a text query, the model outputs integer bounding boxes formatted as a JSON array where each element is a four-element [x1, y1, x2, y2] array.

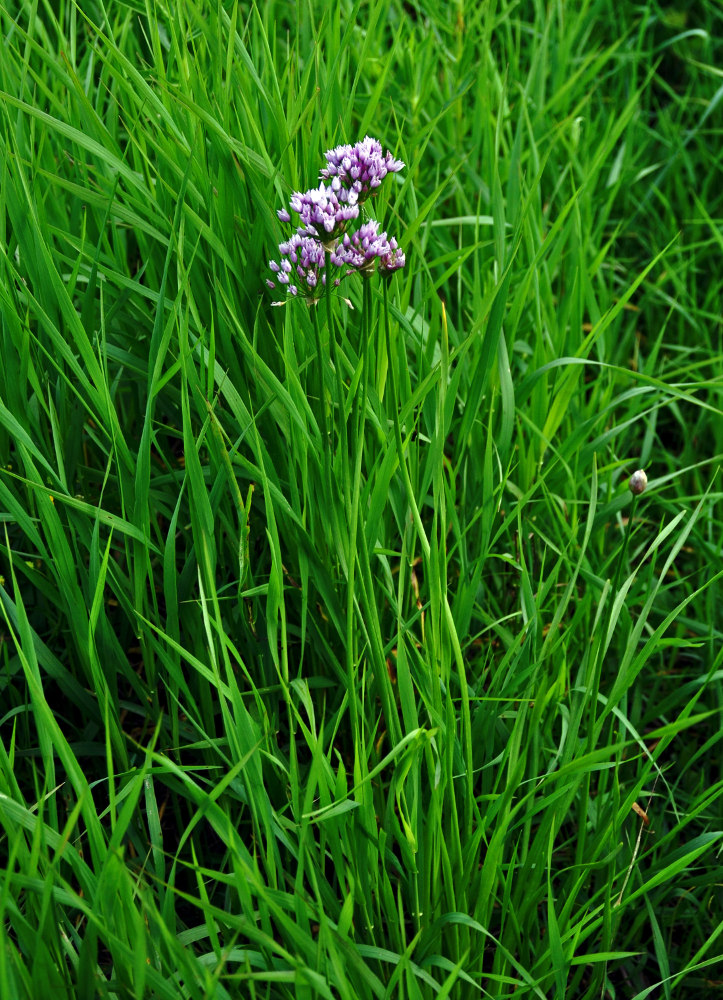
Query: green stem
[[383, 279, 430, 562], [610, 494, 638, 604], [311, 306, 330, 458], [326, 250, 351, 528], [580, 487, 641, 874], [345, 278, 370, 765], [589, 491, 640, 1000], [588, 491, 639, 749], [311, 303, 338, 561]]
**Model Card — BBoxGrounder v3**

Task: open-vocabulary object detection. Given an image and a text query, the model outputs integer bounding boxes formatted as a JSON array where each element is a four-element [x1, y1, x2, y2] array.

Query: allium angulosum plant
[[267, 137, 406, 764]]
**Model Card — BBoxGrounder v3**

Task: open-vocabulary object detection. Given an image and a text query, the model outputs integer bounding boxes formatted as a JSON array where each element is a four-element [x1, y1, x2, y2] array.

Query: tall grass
[[1, 1, 722, 997]]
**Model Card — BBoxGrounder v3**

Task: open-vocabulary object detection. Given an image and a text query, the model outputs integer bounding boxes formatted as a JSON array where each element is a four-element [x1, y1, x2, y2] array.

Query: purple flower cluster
[[265, 233, 345, 302], [321, 136, 405, 202], [337, 221, 406, 277], [267, 136, 405, 303], [289, 182, 360, 241]]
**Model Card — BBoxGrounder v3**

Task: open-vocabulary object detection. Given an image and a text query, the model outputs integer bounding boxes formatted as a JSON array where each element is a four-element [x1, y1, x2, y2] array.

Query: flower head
[[334, 220, 406, 280], [267, 233, 346, 303], [379, 237, 406, 277], [629, 469, 648, 496], [335, 221, 388, 274], [288, 181, 359, 241], [321, 136, 405, 202], [268, 137, 406, 305]]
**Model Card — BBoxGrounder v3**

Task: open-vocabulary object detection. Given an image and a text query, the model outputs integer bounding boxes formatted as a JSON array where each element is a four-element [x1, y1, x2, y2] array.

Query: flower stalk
[[266, 136, 407, 757]]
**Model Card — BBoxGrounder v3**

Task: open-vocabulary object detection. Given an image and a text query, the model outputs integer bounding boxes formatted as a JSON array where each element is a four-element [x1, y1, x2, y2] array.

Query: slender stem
[[593, 491, 642, 999], [610, 494, 639, 603], [326, 250, 351, 527], [586, 491, 640, 755], [345, 278, 370, 757], [311, 306, 330, 456], [383, 279, 430, 561], [310, 303, 338, 563]]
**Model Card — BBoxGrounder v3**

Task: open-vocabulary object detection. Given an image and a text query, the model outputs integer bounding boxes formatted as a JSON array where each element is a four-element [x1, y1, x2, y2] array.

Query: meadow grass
[[1, 1, 722, 997]]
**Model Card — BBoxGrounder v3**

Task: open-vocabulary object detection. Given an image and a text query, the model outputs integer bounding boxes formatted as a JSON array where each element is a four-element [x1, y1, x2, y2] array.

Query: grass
[[1, 0, 722, 997]]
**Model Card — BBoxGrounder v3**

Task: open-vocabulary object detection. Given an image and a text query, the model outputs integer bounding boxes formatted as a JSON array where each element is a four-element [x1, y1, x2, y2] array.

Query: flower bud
[[629, 470, 648, 496]]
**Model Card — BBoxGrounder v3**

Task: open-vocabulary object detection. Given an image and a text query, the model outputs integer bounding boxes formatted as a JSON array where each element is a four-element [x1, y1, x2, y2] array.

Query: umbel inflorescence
[[267, 137, 405, 303]]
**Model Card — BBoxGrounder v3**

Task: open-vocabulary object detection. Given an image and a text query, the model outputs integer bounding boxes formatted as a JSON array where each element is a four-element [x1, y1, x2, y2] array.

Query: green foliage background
[[1, 1, 722, 997]]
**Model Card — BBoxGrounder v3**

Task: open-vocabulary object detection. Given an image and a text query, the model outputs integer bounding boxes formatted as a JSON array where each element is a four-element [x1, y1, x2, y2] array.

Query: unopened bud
[[629, 470, 648, 496]]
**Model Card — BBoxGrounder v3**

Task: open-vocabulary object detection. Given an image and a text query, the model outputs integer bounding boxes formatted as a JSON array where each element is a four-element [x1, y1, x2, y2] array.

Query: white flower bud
[[629, 470, 648, 496]]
